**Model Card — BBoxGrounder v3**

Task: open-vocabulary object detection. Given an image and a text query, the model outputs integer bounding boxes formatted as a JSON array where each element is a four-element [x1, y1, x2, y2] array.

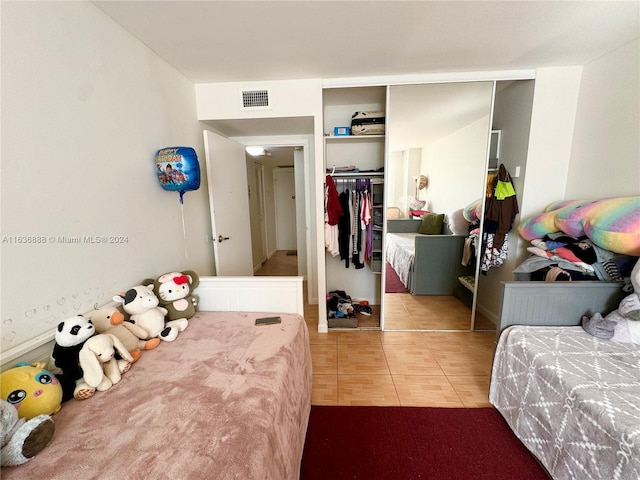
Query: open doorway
[[246, 146, 303, 277], [201, 115, 315, 303]]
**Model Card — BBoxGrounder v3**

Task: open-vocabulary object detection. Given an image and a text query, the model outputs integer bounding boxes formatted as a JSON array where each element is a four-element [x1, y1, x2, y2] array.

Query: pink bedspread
[[3, 311, 312, 480]]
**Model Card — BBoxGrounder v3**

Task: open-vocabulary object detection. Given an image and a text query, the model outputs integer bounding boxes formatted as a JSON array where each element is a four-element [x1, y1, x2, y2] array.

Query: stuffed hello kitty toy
[[143, 270, 199, 324], [114, 284, 186, 342], [582, 257, 640, 344]]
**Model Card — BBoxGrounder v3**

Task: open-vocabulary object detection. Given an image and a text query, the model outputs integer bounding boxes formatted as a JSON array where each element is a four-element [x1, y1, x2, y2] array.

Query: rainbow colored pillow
[[518, 199, 587, 240], [518, 196, 640, 255], [462, 198, 483, 223]]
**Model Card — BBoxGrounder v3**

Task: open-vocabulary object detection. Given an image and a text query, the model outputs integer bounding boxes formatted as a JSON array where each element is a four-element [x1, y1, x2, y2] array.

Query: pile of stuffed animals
[[0, 270, 199, 467]]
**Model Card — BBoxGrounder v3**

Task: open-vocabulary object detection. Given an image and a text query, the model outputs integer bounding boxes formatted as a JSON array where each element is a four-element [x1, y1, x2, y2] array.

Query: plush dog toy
[[1, 399, 55, 467], [114, 285, 186, 342], [88, 307, 160, 362], [78, 334, 133, 392], [47, 315, 96, 401], [143, 270, 199, 323], [582, 257, 640, 344], [0, 364, 62, 419]]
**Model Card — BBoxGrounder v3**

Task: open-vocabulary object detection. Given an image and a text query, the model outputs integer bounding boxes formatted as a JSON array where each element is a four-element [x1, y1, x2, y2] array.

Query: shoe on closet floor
[[353, 304, 372, 316]]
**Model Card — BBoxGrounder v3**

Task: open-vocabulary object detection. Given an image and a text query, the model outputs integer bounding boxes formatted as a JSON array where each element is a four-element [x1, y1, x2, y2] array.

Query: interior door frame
[[238, 137, 313, 301], [254, 161, 268, 264]]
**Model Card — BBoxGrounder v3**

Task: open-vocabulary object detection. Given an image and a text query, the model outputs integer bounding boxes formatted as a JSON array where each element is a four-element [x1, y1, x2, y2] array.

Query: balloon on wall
[[154, 146, 201, 203]]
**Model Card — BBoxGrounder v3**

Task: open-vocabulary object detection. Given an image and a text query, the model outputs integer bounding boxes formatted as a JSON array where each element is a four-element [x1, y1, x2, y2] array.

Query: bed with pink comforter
[[3, 311, 312, 480]]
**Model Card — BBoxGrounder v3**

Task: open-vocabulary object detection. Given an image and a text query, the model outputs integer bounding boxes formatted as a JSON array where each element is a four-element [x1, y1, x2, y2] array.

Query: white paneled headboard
[[0, 275, 305, 371]]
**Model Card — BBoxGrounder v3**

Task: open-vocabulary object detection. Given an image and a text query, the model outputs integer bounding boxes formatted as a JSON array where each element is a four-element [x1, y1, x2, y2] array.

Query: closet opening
[[325, 174, 383, 330]]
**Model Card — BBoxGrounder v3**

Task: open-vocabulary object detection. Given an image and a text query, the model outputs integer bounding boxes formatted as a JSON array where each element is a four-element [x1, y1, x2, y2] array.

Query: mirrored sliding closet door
[[383, 81, 494, 331]]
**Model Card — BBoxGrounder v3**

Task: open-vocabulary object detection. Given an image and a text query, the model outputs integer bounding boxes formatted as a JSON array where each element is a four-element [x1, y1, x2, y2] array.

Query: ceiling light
[[245, 146, 265, 156]]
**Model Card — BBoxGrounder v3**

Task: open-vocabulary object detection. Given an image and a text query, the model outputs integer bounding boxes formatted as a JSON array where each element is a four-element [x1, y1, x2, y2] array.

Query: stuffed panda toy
[[48, 315, 96, 402]]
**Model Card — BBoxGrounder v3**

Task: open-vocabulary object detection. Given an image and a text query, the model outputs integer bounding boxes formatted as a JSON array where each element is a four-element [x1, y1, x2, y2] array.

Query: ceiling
[[93, 1, 638, 84], [91, 1, 639, 164], [245, 145, 297, 167]]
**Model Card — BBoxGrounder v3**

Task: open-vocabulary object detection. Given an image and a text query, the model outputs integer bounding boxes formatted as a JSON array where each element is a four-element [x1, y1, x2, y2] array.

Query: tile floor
[[304, 303, 495, 407], [257, 250, 497, 408]]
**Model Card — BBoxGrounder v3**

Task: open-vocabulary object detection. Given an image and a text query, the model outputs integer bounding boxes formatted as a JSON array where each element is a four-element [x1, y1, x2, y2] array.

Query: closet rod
[[330, 172, 384, 178], [332, 177, 383, 184]]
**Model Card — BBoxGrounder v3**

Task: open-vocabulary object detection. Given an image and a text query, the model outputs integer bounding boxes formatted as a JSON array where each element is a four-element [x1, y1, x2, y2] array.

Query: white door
[[274, 168, 297, 251], [203, 130, 253, 276]]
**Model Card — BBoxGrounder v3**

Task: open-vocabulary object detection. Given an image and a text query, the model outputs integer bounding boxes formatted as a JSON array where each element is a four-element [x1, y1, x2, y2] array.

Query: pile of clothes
[[326, 290, 372, 327], [327, 290, 355, 319], [514, 233, 638, 282]]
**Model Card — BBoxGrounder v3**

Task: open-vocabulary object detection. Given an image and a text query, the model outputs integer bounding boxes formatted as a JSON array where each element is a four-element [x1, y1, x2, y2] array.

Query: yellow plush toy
[[0, 364, 62, 419]]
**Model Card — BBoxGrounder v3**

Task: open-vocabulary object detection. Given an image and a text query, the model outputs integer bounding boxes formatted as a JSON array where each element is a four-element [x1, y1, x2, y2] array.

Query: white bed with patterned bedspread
[[489, 325, 640, 480], [385, 232, 417, 288]]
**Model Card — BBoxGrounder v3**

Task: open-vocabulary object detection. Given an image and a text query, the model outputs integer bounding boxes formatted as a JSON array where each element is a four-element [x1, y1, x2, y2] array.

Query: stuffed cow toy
[[114, 284, 186, 342]]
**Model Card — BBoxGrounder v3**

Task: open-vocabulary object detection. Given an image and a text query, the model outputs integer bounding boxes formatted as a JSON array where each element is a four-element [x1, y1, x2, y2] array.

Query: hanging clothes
[[351, 181, 365, 269], [360, 181, 372, 265], [324, 175, 342, 257], [462, 223, 480, 267], [325, 175, 343, 225], [338, 189, 351, 267], [331, 177, 374, 269], [485, 172, 498, 198], [481, 164, 519, 272]]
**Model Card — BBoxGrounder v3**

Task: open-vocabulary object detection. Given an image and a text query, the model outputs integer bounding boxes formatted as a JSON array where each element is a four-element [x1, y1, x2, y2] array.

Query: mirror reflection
[[383, 82, 495, 331]]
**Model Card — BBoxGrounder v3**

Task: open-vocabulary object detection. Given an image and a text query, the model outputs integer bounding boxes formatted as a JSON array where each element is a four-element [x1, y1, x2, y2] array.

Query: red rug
[[300, 406, 549, 480], [385, 261, 409, 293]]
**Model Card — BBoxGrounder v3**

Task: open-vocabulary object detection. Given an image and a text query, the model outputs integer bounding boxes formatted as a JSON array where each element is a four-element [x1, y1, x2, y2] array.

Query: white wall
[[195, 79, 322, 121], [0, 2, 214, 361], [566, 39, 640, 199], [386, 150, 406, 213], [424, 116, 491, 216], [519, 67, 583, 220]]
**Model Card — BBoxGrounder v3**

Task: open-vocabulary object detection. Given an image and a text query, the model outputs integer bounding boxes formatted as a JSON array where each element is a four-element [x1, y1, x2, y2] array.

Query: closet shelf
[[330, 171, 384, 178], [324, 134, 385, 143]]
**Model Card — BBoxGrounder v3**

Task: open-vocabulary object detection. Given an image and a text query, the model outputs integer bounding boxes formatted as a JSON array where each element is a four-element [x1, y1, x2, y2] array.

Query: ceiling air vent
[[240, 88, 271, 110]]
